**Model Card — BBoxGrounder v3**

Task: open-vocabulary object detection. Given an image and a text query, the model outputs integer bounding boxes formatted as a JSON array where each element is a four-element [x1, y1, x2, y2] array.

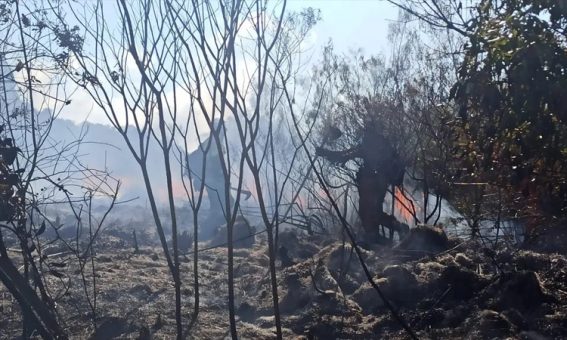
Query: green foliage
[[451, 0, 567, 216], [0, 131, 22, 222]]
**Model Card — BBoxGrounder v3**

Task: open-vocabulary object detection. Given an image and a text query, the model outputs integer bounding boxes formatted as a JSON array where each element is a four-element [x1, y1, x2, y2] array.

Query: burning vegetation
[[1, 0, 567, 339]]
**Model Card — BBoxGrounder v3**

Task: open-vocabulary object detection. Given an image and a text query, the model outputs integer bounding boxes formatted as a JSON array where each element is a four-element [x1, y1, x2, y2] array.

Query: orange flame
[[394, 187, 415, 225]]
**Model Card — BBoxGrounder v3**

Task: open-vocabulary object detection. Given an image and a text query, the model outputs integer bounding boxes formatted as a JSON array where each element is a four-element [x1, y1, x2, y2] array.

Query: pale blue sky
[[25, 0, 402, 202], [53, 0, 400, 125], [288, 0, 399, 55]]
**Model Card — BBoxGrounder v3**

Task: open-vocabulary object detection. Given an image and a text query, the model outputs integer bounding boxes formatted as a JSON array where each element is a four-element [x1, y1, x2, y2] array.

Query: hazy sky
[[13, 0, 403, 204], [287, 0, 398, 55], [55, 0, 400, 126]]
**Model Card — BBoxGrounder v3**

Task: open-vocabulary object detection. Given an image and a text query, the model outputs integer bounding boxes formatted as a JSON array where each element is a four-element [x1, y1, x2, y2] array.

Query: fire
[[394, 187, 416, 225]]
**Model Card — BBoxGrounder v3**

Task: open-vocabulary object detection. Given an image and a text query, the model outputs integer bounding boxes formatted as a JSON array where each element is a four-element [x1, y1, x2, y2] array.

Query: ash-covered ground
[[1, 224, 567, 339]]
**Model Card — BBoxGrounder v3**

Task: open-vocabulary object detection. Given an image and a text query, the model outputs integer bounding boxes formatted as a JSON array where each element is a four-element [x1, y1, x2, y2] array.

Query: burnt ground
[[1, 227, 567, 339]]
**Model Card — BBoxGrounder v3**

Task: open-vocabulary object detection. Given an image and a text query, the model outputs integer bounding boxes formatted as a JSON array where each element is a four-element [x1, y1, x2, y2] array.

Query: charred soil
[[1, 229, 567, 339]]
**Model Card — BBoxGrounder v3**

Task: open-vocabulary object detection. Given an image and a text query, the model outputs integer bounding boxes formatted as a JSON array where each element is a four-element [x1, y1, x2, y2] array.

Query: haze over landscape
[[30, 0, 400, 205], [1, 0, 566, 339]]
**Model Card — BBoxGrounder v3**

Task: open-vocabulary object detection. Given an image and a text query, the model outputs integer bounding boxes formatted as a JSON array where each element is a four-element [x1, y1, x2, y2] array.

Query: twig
[[432, 285, 452, 308], [181, 228, 267, 257]]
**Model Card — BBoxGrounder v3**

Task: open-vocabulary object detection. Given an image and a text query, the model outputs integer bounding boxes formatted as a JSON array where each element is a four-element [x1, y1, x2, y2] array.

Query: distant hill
[[49, 117, 177, 204]]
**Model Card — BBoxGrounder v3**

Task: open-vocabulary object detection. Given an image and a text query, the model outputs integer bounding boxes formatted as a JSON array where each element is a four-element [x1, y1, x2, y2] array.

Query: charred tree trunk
[[0, 252, 66, 339]]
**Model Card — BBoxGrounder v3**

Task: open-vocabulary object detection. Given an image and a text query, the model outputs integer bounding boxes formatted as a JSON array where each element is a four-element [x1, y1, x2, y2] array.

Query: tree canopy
[[451, 0, 567, 217]]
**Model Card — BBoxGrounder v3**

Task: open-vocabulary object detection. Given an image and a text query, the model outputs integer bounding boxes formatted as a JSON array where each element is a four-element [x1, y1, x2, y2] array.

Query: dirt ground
[[1, 227, 567, 339]]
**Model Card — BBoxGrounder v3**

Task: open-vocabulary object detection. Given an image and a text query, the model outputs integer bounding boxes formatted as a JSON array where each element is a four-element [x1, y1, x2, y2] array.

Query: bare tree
[[218, 6, 320, 338], [386, 0, 475, 37], [0, 0, 120, 338], [54, 1, 318, 338]]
